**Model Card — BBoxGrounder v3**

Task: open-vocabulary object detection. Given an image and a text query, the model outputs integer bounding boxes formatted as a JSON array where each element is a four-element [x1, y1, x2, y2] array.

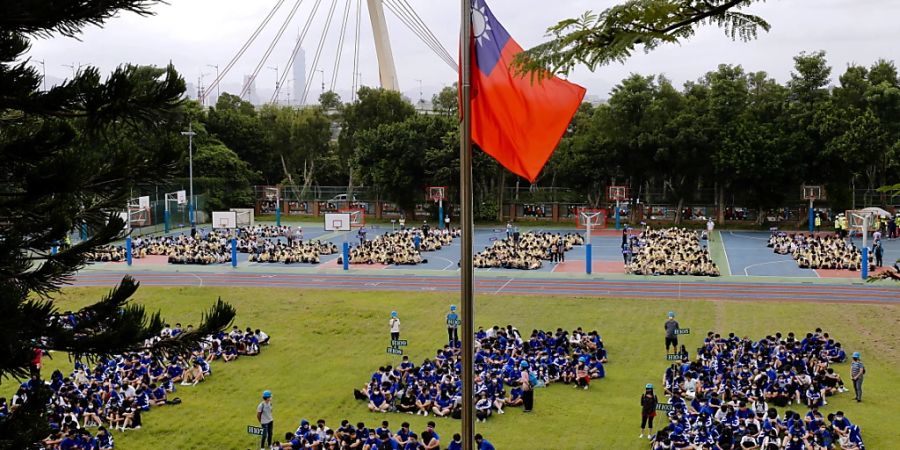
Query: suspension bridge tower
[[367, 0, 399, 91]]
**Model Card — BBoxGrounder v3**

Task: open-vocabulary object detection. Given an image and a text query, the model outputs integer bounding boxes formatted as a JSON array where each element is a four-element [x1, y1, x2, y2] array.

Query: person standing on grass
[[446, 305, 459, 346], [257, 390, 274, 450], [520, 361, 534, 412], [390, 311, 401, 341], [664, 312, 679, 353], [850, 352, 865, 402], [640, 384, 658, 439]]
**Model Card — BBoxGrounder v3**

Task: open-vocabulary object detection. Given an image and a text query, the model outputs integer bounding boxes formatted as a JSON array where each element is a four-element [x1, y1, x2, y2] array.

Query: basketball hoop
[[428, 186, 447, 203], [338, 208, 366, 228], [802, 185, 824, 202], [607, 185, 628, 202]]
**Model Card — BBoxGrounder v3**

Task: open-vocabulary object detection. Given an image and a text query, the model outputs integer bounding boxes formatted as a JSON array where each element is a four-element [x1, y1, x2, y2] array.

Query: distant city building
[[243, 74, 259, 105], [185, 82, 196, 100], [292, 45, 306, 106]]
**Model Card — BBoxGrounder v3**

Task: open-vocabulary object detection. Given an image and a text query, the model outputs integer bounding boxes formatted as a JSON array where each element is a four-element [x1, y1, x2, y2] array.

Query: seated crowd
[[85, 245, 126, 262], [767, 233, 875, 272], [473, 232, 584, 270], [338, 228, 459, 266], [6, 315, 270, 450], [354, 326, 606, 422], [652, 329, 863, 450], [269, 418, 491, 450], [626, 227, 720, 277], [248, 240, 338, 264]]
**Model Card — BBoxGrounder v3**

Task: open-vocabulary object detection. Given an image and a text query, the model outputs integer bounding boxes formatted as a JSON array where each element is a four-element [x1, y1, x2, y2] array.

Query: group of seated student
[[625, 227, 720, 277], [473, 232, 584, 269], [767, 232, 876, 272], [652, 328, 863, 450], [247, 241, 337, 264], [337, 228, 459, 266], [85, 245, 126, 262], [268, 418, 488, 450], [353, 325, 606, 423], [10, 316, 270, 449]]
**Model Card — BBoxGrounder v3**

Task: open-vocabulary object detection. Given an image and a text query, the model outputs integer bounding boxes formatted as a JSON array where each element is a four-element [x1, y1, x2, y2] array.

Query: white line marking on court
[[743, 259, 793, 276], [191, 273, 204, 287], [720, 232, 733, 275], [494, 278, 514, 295], [728, 231, 769, 241], [434, 256, 456, 270]]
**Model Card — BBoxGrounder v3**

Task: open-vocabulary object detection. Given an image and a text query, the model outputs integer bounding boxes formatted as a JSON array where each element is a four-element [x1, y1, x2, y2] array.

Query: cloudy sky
[[25, 0, 900, 103]]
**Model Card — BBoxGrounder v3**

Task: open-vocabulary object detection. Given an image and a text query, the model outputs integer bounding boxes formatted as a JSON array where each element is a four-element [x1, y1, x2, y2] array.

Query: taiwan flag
[[464, 0, 586, 183]]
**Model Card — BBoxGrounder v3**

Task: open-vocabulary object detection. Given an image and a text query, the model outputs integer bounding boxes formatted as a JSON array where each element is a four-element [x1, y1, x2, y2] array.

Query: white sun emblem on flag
[[472, 2, 491, 46]]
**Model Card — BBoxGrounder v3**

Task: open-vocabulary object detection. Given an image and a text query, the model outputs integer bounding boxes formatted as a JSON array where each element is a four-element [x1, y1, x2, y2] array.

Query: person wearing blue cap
[[390, 311, 401, 341], [850, 351, 865, 402], [446, 305, 459, 346], [664, 312, 679, 353], [640, 384, 658, 439], [519, 360, 534, 412], [257, 390, 273, 450]]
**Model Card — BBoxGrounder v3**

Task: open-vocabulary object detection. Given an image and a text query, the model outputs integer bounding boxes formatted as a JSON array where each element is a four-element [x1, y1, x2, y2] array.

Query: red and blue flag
[[463, 0, 586, 183]]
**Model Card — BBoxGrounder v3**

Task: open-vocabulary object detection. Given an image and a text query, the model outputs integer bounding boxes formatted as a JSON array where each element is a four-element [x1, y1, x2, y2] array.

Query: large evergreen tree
[[0, 2, 235, 447]]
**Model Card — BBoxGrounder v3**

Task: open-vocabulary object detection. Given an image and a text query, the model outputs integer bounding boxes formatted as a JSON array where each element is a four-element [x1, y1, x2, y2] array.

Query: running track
[[70, 272, 900, 304]]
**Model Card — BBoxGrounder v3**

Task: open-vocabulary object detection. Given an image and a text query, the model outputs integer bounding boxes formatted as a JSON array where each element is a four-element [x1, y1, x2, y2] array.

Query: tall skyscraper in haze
[[243, 74, 259, 105], [293, 45, 306, 105]]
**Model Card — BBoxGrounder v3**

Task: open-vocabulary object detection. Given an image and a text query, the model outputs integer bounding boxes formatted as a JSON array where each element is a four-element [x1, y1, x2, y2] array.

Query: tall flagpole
[[459, 0, 475, 449]]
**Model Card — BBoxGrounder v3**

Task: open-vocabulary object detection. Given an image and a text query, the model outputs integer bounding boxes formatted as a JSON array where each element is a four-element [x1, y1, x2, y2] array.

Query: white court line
[[720, 232, 733, 275], [743, 259, 793, 276], [190, 273, 204, 287], [728, 231, 769, 241], [494, 278, 514, 294], [433, 256, 457, 270]]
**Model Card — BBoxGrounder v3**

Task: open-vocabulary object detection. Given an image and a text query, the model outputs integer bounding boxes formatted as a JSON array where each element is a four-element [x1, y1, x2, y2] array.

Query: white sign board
[[176, 190, 187, 205], [138, 196, 150, 210], [324, 213, 351, 231], [212, 211, 237, 229]]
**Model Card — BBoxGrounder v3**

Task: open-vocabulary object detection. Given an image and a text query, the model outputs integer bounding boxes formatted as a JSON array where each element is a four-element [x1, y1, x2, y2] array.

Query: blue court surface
[[721, 231, 900, 278]]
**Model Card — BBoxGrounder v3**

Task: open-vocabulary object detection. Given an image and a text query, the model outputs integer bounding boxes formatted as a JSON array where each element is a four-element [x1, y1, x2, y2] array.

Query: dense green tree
[[431, 83, 458, 117], [193, 142, 259, 211], [0, 1, 235, 447], [205, 93, 272, 181]]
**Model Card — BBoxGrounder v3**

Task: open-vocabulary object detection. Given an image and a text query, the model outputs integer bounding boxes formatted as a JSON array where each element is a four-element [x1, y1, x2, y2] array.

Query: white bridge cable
[[271, 0, 326, 104], [394, 0, 457, 67], [329, 0, 353, 93], [241, 0, 306, 99], [383, 0, 456, 71], [382, 0, 453, 68], [299, 0, 341, 104], [204, 0, 286, 103], [351, 0, 361, 101]]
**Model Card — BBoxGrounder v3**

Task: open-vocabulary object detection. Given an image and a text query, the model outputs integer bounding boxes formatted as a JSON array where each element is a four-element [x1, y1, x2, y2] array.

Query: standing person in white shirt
[[257, 390, 274, 450], [706, 218, 715, 241], [390, 311, 401, 341]]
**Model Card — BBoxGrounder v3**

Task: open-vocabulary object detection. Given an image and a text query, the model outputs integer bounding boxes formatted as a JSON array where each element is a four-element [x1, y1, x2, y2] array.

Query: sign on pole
[[138, 196, 150, 210], [177, 190, 187, 205]]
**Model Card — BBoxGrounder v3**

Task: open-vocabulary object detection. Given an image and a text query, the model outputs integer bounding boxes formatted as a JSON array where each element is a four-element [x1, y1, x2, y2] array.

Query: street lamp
[[206, 64, 220, 101], [316, 68, 325, 97], [268, 66, 279, 104], [180, 125, 197, 227]]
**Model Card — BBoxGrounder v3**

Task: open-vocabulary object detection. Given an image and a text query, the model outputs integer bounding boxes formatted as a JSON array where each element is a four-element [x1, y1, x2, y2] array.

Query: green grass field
[[6, 287, 899, 449]]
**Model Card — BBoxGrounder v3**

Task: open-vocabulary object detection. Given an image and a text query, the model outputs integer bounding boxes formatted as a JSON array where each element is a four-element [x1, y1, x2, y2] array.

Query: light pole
[[416, 79, 424, 110], [206, 64, 220, 101], [62, 62, 83, 78], [37, 60, 46, 91], [268, 66, 279, 104], [316, 68, 325, 97], [181, 125, 197, 227]]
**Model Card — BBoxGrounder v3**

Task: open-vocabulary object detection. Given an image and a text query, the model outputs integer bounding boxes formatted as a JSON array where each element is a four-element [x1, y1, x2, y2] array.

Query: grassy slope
[[5, 287, 898, 449]]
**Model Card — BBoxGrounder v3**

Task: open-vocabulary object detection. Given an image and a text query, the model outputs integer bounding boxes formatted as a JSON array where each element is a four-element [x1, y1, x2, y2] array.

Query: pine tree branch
[[0, 0, 163, 38], [512, 0, 770, 79]]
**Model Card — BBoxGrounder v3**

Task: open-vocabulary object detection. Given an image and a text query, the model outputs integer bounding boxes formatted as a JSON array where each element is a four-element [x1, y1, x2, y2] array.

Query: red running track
[[70, 272, 900, 304]]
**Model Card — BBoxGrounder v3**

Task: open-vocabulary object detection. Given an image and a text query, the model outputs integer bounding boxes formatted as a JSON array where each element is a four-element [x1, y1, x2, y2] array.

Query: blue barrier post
[[808, 204, 814, 234], [585, 243, 592, 274], [438, 203, 444, 229], [614, 206, 621, 230], [126, 237, 132, 266], [861, 247, 868, 279], [51, 245, 58, 255], [342, 242, 349, 271], [189, 202, 195, 227], [164, 209, 171, 234], [231, 238, 237, 268], [80, 223, 88, 241], [276, 206, 281, 227], [414, 234, 421, 250]]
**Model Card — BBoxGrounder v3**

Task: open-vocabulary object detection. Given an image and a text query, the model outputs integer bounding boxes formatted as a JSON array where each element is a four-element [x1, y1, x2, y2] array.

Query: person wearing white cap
[[850, 352, 865, 402], [446, 305, 459, 346]]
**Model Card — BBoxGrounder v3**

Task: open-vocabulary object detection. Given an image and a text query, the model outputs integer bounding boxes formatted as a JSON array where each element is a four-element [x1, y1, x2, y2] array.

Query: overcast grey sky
[[25, 0, 900, 102]]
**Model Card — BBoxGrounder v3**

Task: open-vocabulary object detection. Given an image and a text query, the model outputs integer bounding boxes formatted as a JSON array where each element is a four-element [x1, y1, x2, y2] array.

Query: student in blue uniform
[[475, 434, 495, 450], [447, 434, 462, 450]]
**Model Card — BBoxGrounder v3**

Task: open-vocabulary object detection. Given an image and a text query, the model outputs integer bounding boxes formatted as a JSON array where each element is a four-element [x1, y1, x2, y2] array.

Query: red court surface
[[104, 255, 170, 265], [815, 266, 893, 279], [320, 259, 388, 270], [553, 260, 624, 273]]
